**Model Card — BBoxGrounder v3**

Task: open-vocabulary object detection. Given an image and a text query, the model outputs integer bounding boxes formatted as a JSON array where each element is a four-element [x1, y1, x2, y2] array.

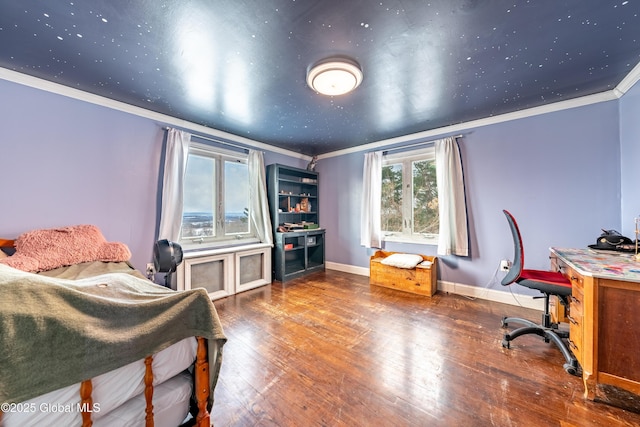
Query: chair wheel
[[564, 362, 579, 376], [501, 317, 508, 328], [502, 339, 510, 349]]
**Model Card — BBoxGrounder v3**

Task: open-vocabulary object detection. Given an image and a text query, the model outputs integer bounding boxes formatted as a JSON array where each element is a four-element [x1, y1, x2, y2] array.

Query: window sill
[[383, 234, 438, 246], [181, 237, 265, 252], [182, 240, 271, 259]]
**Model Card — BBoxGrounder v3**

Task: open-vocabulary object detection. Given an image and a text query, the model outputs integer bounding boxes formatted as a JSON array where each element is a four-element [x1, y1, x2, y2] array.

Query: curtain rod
[[163, 126, 250, 152], [382, 134, 463, 155]]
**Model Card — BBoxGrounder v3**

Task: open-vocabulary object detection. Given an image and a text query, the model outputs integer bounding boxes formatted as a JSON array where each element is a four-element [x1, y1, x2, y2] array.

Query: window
[[381, 146, 438, 244], [180, 142, 255, 246]]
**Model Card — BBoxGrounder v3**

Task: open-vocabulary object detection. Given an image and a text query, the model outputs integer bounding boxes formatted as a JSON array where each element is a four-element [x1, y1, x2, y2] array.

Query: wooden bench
[[369, 250, 437, 296]]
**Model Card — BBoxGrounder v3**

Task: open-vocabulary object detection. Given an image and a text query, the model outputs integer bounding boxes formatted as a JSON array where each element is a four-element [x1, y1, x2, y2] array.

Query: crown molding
[[615, 60, 640, 95], [3, 60, 638, 163], [0, 67, 309, 161], [319, 59, 640, 160], [319, 90, 618, 159]]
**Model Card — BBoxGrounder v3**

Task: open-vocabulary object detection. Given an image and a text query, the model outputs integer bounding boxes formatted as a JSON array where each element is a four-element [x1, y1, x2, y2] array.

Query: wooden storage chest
[[369, 250, 437, 296]]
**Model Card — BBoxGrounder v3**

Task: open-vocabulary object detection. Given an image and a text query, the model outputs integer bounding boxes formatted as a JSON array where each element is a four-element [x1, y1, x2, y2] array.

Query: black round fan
[[153, 239, 183, 287]]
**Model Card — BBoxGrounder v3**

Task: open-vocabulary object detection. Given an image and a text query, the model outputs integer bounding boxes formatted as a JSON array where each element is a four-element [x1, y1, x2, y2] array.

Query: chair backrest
[[501, 210, 524, 286]]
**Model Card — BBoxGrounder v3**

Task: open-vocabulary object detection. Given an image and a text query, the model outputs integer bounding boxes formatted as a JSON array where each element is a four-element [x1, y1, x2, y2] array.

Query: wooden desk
[[550, 247, 640, 412]]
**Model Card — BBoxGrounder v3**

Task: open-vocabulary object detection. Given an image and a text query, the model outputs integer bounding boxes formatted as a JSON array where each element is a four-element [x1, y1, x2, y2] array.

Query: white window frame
[[381, 146, 439, 245], [180, 142, 259, 250]]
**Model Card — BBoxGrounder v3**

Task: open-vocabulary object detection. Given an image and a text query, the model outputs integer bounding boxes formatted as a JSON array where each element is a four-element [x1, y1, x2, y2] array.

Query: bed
[[0, 227, 227, 427]]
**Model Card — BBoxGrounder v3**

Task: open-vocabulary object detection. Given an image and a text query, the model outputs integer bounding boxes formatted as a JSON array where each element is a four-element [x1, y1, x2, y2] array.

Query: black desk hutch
[[266, 164, 325, 282]]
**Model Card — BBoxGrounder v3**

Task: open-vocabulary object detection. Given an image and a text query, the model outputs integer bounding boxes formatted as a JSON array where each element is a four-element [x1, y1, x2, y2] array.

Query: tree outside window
[[381, 147, 438, 243]]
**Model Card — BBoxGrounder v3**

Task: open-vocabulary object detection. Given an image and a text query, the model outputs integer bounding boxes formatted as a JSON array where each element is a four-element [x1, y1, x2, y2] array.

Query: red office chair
[[501, 210, 579, 376]]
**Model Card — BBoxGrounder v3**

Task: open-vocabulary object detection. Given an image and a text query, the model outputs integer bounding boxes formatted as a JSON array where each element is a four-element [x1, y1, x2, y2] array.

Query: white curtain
[[158, 128, 191, 241], [248, 150, 273, 245], [435, 137, 469, 256], [360, 151, 383, 248]]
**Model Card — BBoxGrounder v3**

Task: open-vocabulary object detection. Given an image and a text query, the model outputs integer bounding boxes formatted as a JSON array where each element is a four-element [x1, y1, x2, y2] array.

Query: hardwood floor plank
[[211, 270, 640, 426]]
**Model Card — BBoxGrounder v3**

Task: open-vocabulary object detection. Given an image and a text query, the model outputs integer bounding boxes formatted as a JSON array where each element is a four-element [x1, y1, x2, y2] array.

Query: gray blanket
[[0, 263, 227, 405]]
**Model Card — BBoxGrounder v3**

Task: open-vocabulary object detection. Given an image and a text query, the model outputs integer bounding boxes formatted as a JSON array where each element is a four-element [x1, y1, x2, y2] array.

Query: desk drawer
[[565, 266, 584, 363], [568, 297, 583, 361], [563, 265, 584, 288]]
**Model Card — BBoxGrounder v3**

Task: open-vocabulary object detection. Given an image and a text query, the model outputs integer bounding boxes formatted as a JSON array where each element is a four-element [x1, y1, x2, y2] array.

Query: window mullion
[[216, 156, 225, 234], [402, 160, 412, 235]]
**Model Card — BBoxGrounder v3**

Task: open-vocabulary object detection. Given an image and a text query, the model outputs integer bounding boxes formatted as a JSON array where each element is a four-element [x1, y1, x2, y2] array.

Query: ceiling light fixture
[[307, 57, 363, 96]]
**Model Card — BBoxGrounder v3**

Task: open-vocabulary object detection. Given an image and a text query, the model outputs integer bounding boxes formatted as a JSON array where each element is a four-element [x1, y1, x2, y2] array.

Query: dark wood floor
[[210, 270, 640, 427]]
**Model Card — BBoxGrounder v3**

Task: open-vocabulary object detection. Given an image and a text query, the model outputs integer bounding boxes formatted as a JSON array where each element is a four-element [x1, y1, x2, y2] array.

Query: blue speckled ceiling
[[1, 0, 639, 155]]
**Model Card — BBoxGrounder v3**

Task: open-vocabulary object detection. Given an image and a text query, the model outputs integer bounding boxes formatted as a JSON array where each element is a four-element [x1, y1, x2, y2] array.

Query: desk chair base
[[501, 316, 580, 376]]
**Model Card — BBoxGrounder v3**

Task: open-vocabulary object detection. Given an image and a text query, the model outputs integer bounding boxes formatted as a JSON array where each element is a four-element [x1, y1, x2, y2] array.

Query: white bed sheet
[[3, 337, 197, 427], [95, 372, 193, 427]]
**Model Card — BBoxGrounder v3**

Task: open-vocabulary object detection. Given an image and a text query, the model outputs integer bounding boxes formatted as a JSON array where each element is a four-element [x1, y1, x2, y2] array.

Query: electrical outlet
[[146, 263, 156, 278], [500, 259, 511, 272]]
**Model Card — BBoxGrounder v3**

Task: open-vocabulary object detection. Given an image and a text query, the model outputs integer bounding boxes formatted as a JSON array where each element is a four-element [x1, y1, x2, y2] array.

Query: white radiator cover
[[177, 243, 271, 300]]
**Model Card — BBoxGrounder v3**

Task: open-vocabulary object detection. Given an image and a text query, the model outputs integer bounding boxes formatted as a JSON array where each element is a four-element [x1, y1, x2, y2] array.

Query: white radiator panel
[[177, 244, 271, 300]]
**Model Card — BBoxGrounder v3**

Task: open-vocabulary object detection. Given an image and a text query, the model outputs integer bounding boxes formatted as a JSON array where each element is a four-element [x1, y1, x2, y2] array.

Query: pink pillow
[[0, 225, 131, 273]]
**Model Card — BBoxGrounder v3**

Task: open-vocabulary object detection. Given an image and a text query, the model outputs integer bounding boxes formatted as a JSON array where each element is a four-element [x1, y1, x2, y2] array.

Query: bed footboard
[[144, 356, 154, 426], [74, 337, 211, 427], [195, 336, 211, 427], [80, 379, 93, 427]]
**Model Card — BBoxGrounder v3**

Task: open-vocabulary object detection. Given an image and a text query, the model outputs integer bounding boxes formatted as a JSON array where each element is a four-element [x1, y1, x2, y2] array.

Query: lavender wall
[[0, 73, 632, 292], [0, 78, 303, 271], [620, 80, 640, 237], [320, 101, 621, 294], [0, 79, 161, 270]]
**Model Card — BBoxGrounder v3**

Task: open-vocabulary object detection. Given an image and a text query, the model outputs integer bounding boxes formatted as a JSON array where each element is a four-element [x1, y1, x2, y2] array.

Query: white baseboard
[[325, 262, 543, 311], [437, 280, 544, 311], [326, 261, 370, 277]]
